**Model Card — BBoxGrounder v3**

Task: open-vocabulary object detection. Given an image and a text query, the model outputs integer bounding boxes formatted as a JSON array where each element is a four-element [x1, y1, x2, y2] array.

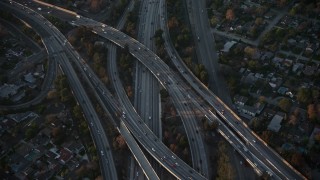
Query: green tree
[[199, 70, 208, 84], [73, 105, 83, 119], [278, 98, 292, 112], [60, 88, 71, 102], [311, 89, 319, 99], [210, 16, 218, 26], [25, 122, 39, 140], [296, 88, 311, 104]]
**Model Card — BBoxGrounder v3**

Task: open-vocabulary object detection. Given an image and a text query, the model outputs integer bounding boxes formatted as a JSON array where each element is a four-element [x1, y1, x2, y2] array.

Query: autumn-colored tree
[[170, 107, 176, 117], [307, 104, 317, 121], [113, 135, 127, 150], [51, 127, 62, 138], [261, 131, 272, 143], [164, 131, 170, 139], [47, 90, 58, 99], [244, 46, 257, 58], [277, 0, 288, 7], [250, 117, 262, 130], [314, 133, 320, 143], [45, 114, 57, 125], [176, 133, 182, 142], [167, 16, 179, 30], [126, 86, 133, 98], [225, 9, 235, 21], [290, 153, 304, 167], [288, 115, 297, 125], [255, 17, 264, 26], [293, 108, 300, 117], [169, 144, 176, 152], [75, 165, 86, 177], [258, 96, 266, 103], [116, 135, 127, 149]]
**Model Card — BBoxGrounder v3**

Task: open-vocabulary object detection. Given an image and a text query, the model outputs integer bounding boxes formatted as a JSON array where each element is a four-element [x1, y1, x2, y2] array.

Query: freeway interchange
[[73, 13, 306, 180], [3, 0, 307, 180]]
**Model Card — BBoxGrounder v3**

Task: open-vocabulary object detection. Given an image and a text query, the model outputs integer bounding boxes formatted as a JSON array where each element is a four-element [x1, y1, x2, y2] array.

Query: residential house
[[24, 148, 42, 162], [0, 140, 9, 156], [9, 153, 30, 173], [254, 102, 265, 114], [272, 56, 284, 68], [221, 41, 237, 53], [241, 105, 257, 117], [0, 83, 19, 98], [45, 150, 59, 160], [264, 108, 276, 118], [238, 99, 265, 117], [308, 127, 320, 146], [277, 87, 288, 95], [234, 95, 248, 106], [0, 118, 17, 135], [281, 143, 295, 151], [7, 111, 39, 123], [292, 63, 304, 73], [11, 90, 26, 102], [30, 133, 50, 147], [242, 72, 257, 84], [239, 67, 246, 74], [267, 114, 283, 132], [303, 65, 317, 76], [16, 141, 33, 157], [283, 59, 293, 67], [260, 51, 274, 61], [65, 141, 85, 154], [24, 73, 36, 83], [58, 148, 73, 165]]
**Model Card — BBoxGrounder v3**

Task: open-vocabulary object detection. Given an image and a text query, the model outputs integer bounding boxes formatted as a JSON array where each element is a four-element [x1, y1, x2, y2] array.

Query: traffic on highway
[[2, 0, 307, 180]]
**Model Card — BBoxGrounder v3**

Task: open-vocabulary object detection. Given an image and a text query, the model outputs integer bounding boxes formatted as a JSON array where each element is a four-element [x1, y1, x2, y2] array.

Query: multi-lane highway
[[158, 0, 211, 177], [73, 15, 306, 180], [30, 1, 208, 179], [71, 17, 206, 180], [186, 0, 233, 106], [186, 0, 251, 179], [5, 0, 307, 179], [133, 0, 162, 179]]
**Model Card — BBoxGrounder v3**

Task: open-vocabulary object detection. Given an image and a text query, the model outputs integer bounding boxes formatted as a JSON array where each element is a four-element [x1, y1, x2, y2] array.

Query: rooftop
[[0, 83, 19, 98], [24, 72, 36, 83], [58, 148, 73, 164], [234, 95, 248, 105], [268, 114, 283, 132], [221, 41, 237, 52], [7, 111, 39, 123]]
